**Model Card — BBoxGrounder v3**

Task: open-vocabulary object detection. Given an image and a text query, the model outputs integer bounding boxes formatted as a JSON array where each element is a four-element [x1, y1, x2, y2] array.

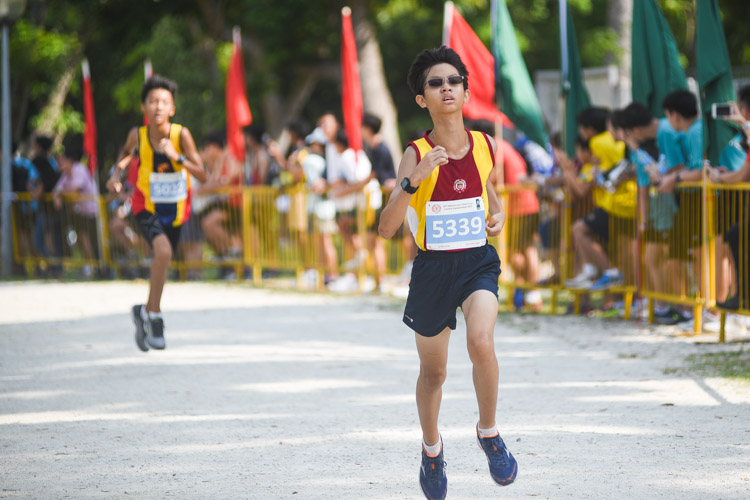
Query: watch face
[[401, 177, 415, 193]]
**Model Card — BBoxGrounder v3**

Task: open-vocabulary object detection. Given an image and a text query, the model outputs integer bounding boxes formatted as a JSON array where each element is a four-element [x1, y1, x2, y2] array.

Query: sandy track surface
[[1, 281, 749, 499]]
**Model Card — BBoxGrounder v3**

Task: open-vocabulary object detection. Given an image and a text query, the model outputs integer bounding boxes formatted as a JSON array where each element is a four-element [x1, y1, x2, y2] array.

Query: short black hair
[[609, 109, 627, 130], [35, 135, 54, 153], [576, 135, 590, 151], [407, 46, 468, 96], [141, 74, 178, 103], [737, 84, 750, 110], [61, 135, 84, 162], [334, 129, 348, 148], [245, 123, 265, 144], [362, 113, 382, 134], [201, 129, 226, 149], [285, 118, 310, 139], [661, 89, 698, 119], [470, 119, 495, 137], [621, 102, 653, 130], [576, 107, 609, 134]]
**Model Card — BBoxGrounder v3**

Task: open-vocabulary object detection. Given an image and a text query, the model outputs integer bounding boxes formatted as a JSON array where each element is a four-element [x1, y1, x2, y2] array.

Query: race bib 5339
[[425, 197, 486, 251]]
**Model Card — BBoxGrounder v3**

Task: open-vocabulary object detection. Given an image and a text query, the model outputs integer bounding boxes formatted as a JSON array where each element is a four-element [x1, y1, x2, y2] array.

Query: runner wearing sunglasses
[[379, 46, 516, 500]]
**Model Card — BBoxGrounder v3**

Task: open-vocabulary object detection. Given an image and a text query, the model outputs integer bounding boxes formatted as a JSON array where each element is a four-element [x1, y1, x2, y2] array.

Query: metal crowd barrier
[[707, 182, 750, 342], [9, 181, 750, 342]]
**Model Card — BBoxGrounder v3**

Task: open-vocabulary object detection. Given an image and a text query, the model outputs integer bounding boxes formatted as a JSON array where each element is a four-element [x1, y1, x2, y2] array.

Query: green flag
[[696, 0, 736, 166], [491, 0, 548, 146], [560, 1, 590, 157], [631, 0, 687, 118]]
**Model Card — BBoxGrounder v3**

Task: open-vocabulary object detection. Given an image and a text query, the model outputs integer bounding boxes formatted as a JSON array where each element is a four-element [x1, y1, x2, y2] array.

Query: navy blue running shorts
[[403, 244, 501, 337]]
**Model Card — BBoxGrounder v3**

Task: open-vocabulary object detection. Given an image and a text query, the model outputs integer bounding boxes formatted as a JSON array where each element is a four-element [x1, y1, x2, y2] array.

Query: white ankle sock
[[149, 311, 163, 320], [422, 436, 442, 457], [477, 425, 498, 438]]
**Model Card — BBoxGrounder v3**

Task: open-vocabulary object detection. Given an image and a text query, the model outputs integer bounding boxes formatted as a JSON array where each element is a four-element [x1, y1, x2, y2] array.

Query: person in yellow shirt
[[566, 107, 636, 291]]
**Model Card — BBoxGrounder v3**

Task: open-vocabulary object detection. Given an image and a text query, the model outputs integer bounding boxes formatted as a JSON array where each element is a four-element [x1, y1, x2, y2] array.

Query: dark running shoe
[[419, 446, 447, 500], [716, 294, 740, 310], [477, 428, 517, 486], [131, 305, 149, 352], [147, 317, 166, 349]]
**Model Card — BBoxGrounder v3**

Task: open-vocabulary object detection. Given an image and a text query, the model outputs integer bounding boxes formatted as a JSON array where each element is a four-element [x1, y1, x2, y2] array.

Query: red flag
[[341, 6, 363, 154], [81, 58, 97, 174], [143, 59, 153, 125], [226, 27, 253, 162], [444, 2, 512, 127]]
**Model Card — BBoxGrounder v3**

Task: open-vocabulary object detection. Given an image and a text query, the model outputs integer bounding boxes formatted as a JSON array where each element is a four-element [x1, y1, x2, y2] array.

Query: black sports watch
[[400, 177, 418, 194], [176, 154, 186, 165]]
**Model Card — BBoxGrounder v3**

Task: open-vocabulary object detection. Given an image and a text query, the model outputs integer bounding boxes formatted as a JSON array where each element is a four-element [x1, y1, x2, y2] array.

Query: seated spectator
[[53, 136, 99, 278], [198, 131, 244, 277], [5, 141, 38, 272], [476, 119, 543, 310], [656, 90, 705, 325], [709, 143, 750, 310], [31, 134, 63, 270], [620, 101, 684, 324], [565, 106, 636, 292]]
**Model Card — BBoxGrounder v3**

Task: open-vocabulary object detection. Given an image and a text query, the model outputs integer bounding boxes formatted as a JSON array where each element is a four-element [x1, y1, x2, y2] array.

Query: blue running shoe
[[419, 447, 447, 500], [588, 270, 623, 291], [477, 429, 517, 486]]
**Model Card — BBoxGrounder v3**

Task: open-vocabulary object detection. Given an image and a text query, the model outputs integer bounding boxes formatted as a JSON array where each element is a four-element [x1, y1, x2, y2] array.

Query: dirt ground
[[1, 281, 749, 499]]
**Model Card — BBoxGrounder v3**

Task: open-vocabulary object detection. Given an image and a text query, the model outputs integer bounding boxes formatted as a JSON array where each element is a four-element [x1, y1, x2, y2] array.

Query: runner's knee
[[419, 366, 447, 391]]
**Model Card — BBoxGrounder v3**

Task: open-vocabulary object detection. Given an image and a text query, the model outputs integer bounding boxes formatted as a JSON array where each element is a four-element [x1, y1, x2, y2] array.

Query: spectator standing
[[362, 112, 397, 292]]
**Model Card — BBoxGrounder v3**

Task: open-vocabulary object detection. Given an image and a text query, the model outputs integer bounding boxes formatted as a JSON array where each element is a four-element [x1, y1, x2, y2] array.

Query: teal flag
[[560, 1, 590, 157], [491, 0, 548, 146], [696, 0, 736, 166], [631, 0, 687, 118]]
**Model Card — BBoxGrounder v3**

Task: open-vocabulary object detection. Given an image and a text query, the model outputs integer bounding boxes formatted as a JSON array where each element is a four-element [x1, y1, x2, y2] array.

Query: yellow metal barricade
[[11, 192, 105, 278], [710, 182, 750, 342], [640, 183, 706, 333], [494, 183, 562, 313]]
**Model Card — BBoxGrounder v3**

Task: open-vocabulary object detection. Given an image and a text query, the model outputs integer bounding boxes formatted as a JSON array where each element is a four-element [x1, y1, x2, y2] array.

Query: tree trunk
[[36, 57, 79, 145], [352, 4, 402, 169], [607, 0, 633, 107]]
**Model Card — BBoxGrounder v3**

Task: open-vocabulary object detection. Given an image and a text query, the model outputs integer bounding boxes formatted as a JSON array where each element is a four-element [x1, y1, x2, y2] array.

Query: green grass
[[685, 349, 750, 382]]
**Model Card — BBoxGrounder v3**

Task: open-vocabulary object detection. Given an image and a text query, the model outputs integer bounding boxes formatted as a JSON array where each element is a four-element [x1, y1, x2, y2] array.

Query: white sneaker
[[565, 271, 596, 289], [301, 269, 320, 289], [343, 250, 368, 271], [327, 273, 359, 293]]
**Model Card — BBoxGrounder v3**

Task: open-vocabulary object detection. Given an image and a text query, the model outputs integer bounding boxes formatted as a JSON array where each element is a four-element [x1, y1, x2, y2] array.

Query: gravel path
[[1, 281, 748, 499]]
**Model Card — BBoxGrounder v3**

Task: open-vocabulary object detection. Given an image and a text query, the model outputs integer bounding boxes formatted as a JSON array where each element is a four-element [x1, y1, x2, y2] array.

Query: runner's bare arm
[[107, 127, 139, 193], [484, 135, 505, 237], [174, 127, 207, 182], [485, 178, 505, 237], [378, 145, 448, 239]]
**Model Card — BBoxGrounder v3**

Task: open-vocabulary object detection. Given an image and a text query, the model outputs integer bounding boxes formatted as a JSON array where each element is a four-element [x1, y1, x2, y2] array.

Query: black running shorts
[[134, 211, 182, 251], [403, 244, 501, 337]]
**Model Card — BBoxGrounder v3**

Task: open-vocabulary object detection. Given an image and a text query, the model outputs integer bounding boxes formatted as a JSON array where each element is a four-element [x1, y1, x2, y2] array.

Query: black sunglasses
[[424, 75, 465, 89]]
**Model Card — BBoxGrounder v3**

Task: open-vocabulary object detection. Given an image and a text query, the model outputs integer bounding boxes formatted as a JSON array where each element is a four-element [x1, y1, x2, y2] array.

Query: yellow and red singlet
[[131, 124, 192, 226], [406, 130, 494, 251]]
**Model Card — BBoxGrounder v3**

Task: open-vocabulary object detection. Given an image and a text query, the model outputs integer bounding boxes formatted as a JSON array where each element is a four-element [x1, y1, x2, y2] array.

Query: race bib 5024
[[425, 197, 486, 251], [150, 171, 188, 204]]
